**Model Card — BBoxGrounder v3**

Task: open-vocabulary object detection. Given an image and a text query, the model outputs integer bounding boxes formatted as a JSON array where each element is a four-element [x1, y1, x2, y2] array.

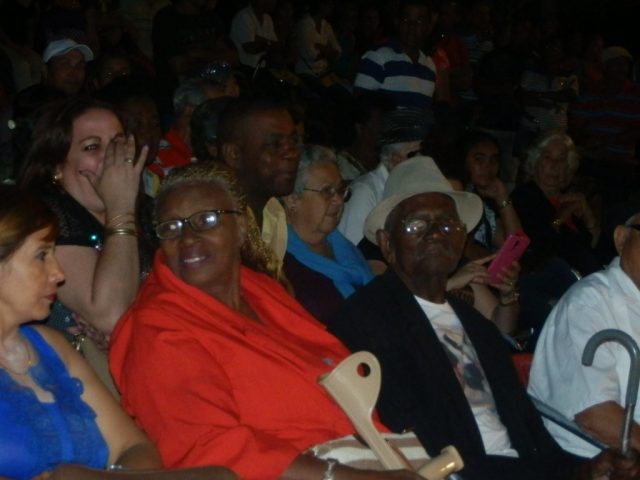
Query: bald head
[[614, 213, 640, 290]]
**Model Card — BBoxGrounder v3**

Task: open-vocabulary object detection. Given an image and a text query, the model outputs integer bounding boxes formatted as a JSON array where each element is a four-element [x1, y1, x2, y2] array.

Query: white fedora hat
[[363, 156, 483, 244]]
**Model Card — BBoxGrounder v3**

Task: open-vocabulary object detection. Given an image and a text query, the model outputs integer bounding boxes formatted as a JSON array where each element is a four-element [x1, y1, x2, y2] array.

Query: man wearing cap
[[328, 156, 626, 479], [570, 45, 640, 177], [337, 108, 428, 247], [42, 38, 93, 96]]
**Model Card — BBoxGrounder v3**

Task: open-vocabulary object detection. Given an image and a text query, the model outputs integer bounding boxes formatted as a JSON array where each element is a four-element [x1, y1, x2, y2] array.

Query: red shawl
[[109, 252, 370, 478]]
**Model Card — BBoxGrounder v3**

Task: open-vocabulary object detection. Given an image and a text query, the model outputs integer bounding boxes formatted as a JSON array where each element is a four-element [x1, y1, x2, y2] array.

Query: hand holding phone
[[487, 233, 530, 284]]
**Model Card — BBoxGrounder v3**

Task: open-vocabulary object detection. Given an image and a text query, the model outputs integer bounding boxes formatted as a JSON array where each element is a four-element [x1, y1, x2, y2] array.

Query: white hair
[[292, 144, 337, 194], [523, 130, 580, 182]]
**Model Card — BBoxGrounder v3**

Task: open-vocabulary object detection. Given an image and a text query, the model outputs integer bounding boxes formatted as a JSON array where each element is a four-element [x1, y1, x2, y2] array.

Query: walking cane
[[318, 351, 464, 479], [582, 329, 640, 456]]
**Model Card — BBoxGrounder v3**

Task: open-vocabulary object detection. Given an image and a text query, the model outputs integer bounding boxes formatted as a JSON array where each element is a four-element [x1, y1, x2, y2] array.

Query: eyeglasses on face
[[627, 224, 640, 232], [401, 218, 464, 237], [303, 184, 352, 202], [154, 209, 240, 240]]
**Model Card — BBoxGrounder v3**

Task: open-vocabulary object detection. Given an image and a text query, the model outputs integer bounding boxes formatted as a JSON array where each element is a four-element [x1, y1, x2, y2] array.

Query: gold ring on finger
[[124, 158, 134, 164]]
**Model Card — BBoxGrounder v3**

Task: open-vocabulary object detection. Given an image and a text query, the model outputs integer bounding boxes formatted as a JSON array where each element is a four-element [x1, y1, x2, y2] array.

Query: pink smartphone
[[487, 233, 530, 283]]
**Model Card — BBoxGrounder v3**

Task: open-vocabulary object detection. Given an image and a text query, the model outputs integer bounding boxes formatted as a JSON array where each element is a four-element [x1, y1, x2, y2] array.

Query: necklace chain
[[0, 339, 34, 376]]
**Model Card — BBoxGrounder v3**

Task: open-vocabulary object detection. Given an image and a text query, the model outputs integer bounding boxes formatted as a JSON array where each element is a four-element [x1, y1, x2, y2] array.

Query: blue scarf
[[286, 225, 374, 298]]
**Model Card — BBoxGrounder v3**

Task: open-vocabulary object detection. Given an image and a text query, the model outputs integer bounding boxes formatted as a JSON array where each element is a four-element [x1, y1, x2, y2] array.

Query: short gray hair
[[292, 144, 337, 194], [523, 130, 580, 182], [173, 78, 213, 116]]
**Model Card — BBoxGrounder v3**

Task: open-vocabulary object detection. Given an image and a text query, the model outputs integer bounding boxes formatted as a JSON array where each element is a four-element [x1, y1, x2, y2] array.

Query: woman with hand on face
[[282, 145, 373, 325], [462, 131, 522, 255], [0, 186, 162, 478], [18, 97, 153, 341]]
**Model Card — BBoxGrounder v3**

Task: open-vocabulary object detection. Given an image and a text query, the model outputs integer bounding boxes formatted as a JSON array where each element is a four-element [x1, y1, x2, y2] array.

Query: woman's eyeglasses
[[155, 209, 240, 240], [401, 218, 465, 237], [303, 184, 352, 202]]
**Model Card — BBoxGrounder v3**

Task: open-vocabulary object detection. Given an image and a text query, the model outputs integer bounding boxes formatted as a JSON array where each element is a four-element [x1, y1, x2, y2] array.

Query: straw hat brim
[[364, 190, 484, 245]]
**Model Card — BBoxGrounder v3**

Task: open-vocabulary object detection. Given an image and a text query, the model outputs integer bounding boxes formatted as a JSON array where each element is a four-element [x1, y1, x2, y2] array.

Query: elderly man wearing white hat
[[42, 38, 94, 96], [328, 156, 635, 479]]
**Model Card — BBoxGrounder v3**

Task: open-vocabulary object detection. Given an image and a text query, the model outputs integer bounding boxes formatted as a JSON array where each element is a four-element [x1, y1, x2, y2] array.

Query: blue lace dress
[[0, 326, 108, 479]]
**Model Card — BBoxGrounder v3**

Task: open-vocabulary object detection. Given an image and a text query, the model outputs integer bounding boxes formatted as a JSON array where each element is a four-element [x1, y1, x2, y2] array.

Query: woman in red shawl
[[109, 164, 423, 480]]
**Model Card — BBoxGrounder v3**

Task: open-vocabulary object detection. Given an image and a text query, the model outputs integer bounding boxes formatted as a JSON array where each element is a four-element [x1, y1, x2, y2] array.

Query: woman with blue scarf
[[282, 145, 374, 324]]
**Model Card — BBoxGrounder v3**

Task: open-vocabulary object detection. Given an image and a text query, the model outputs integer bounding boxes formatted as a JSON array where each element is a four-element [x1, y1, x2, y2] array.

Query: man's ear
[[221, 142, 241, 170], [614, 225, 628, 256], [377, 229, 395, 265]]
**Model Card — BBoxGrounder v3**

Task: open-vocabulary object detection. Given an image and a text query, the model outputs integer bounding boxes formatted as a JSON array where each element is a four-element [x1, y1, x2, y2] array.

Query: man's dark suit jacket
[[329, 269, 583, 480]]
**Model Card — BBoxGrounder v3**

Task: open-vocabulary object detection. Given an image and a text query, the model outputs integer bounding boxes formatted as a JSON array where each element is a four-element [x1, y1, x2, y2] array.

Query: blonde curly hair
[[155, 163, 280, 279]]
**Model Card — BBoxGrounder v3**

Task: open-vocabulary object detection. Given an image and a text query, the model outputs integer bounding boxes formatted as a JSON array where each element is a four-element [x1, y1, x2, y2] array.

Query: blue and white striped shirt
[[354, 39, 437, 110]]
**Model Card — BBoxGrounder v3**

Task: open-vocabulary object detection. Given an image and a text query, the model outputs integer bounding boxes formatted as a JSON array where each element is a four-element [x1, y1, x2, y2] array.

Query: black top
[[283, 252, 345, 325], [329, 269, 583, 480], [511, 181, 601, 275], [41, 188, 156, 334]]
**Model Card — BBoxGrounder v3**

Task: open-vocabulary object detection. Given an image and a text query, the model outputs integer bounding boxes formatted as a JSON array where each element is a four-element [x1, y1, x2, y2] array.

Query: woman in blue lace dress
[[0, 186, 161, 479]]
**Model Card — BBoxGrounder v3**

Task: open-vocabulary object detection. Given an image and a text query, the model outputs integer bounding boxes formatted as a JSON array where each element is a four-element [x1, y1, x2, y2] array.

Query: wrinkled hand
[[79, 134, 147, 216], [447, 255, 493, 291], [576, 448, 640, 480], [558, 192, 597, 229]]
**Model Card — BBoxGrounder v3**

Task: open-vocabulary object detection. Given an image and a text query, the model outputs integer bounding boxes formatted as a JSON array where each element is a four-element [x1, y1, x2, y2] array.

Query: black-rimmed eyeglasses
[[155, 209, 241, 240]]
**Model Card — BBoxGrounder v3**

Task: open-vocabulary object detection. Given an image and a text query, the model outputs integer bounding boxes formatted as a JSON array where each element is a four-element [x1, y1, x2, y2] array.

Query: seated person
[[18, 97, 152, 339], [293, 0, 341, 77], [461, 130, 567, 341], [461, 131, 522, 255], [109, 163, 425, 480], [529, 212, 640, 458], [282, 145, 373, 325], [327, 157, 630, 479], [511, 130, 601, 277], [0, 186, 161, 477], [217, 97, 302, 277]]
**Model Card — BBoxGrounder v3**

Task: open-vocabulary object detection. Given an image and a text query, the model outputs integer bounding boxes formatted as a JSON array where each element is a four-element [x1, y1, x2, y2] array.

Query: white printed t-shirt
[[415, 296, 518, 458]]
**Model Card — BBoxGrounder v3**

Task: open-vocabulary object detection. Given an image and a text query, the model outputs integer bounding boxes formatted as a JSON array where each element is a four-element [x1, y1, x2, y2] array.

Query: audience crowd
[[3, 0, 640, 478]]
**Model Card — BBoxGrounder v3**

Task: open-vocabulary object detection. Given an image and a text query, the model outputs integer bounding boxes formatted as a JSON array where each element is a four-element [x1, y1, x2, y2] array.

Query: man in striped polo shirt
[[353, 0, 437, 110], [569, 46, 640, 183]]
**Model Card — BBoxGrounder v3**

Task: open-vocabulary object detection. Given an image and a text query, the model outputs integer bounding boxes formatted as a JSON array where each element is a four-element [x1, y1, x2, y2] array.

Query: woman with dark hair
[[18, 96, 150, 338], [462, 131, 522, 254], [0, 185, 162, 477]]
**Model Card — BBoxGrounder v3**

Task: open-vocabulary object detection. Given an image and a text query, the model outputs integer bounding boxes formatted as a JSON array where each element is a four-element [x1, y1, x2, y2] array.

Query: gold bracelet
[[499, 289, 519, 306], [105, 227, 138, 237]]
